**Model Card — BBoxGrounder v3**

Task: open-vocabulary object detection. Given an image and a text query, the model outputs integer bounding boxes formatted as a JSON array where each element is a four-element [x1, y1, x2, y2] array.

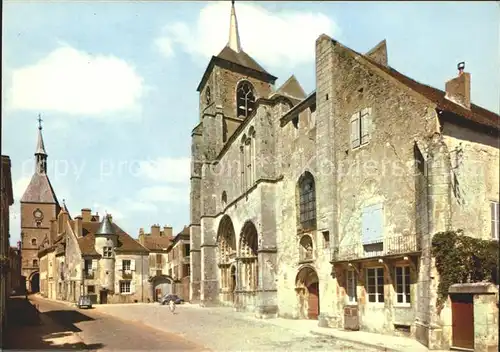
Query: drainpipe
[[141, 254, 144, 302]]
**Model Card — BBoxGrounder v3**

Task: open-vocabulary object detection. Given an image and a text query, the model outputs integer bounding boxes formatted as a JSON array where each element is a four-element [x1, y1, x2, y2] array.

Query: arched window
[[298, 172, 316, 229], [31, 238, 37, 246], [222, 191, 227, 208], [236, 81, 256, 118], [299, 235, 314, 261]]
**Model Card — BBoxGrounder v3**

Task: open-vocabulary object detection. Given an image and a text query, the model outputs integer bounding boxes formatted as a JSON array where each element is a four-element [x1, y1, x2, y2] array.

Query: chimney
[[108, 214, 113, 223], [92, 212, 100, 222], [74, 216, 83, 237], [163, 225, 173, 239], [151, 224, 160, 237], [81, 208, 91, 222], [445, 62, 471, 109]]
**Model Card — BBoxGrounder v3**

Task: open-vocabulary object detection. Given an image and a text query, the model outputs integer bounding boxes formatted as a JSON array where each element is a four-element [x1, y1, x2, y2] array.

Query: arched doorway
[[238, 221, 259, 309], [30, 272, 40, 293], [149, 275, 174, 302], [217, 215, 237, 305], [296, 266, 320, 320]]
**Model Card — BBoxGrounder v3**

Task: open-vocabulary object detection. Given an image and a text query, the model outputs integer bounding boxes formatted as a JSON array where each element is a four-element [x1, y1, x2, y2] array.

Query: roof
[[141, 236, 173, 252], [95, 215, 115, 236], [78, 221, 148, 256], [338, 39, 499, 130], [36, 127, 47, 155], [275, 75, 306, 100], [21, 173, 60, 205], [217, 46, 269, 76]]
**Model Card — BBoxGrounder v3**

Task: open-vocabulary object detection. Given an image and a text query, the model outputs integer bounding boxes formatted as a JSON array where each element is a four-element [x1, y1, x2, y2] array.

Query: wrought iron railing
[[84, 271, 95, 280], [331, 234, 421, 262], [122, 270, 133, 279]]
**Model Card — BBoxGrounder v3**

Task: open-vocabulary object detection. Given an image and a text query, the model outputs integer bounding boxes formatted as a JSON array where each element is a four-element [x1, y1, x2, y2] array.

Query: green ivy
[[432, 230, 499, 308]]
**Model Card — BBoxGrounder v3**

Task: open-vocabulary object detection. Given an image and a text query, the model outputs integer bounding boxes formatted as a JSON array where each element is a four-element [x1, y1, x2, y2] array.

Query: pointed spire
[[228, 0, 242, 52], [96, 214, 116, 236], [36, 114, 47, 156]]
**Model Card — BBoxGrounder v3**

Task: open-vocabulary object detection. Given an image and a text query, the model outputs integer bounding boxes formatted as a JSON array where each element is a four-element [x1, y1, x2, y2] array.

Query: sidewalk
[[4, 296, 87, 350]]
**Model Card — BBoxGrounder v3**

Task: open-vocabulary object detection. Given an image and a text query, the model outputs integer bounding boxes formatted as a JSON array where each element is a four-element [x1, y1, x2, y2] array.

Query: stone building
[[166, 226, 191, 300], [38, 208, 151, 304], [20, 118, 61, 293], [137, 224, 191, 301], [8, 244, 23, 295], [138, 224, 174, 301], [1, 155, 14, 338], [190, 2, 499, 350]]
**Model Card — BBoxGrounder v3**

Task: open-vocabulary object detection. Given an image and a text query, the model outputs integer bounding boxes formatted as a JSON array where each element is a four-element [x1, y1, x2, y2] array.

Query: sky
[[2, 1, 499, 244]]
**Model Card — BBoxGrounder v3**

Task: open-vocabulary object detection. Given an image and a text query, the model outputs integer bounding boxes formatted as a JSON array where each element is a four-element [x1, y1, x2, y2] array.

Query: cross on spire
[[37, 114, 43, 130]]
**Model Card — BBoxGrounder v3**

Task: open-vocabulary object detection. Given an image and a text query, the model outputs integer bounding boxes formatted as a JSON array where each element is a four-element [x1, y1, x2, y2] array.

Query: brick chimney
[[151, 224, 160, 237], [445, 62, 471, 109], [81, 208, 91, 222], [163, 225, 173, 238], [74, 216, 83, 237]]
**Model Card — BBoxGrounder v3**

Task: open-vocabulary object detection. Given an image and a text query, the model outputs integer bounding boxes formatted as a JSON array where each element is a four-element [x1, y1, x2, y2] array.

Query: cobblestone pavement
[[19, 296, 205, 351], [96, 303, 378, 351]]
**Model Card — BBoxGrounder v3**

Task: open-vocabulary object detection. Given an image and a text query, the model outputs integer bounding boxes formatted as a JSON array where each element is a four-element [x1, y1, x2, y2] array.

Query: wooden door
[[307, 283, 320, 320], [155, 288, 162, 301], [99, 290, 108, 304], [451, 293, 474, 350]]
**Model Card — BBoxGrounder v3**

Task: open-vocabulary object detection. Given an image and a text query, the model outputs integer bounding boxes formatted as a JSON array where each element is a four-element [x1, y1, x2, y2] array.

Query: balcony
[[121, 270, 133, 279], [331, 234, 421, 263]]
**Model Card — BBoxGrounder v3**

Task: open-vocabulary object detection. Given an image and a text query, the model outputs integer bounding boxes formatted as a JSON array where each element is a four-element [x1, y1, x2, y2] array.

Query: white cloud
[[121, 198, 159, 213], [7, 44, 146, 116], [13, 176, 31, 200], [154, 37, 174, 58], [138, 185, 188, 204], [93, 202, 125, 220], [156, 2, 339, 68], [137, 157, 190, 183]]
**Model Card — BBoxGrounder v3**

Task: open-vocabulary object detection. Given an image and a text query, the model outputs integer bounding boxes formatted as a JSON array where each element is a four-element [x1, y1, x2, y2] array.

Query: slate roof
[[217, 46, 270, 77], [21, 173, 60, 205], [77, 221, 148, 256], [141, 236, 173, 252], [274, 75, 307, 101]]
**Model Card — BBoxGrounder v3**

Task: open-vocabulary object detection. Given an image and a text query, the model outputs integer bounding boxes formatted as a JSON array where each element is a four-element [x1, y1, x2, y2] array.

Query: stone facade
[[166, 226, 191, 300], [38, 208, 151, 304], [190, 3, 499, 350], [1, 155, 14, 339]]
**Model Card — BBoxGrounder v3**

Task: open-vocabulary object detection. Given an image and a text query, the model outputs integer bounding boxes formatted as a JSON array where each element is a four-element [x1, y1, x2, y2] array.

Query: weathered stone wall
[[442, 122, 500, 240], [109, 254, 150, 303]]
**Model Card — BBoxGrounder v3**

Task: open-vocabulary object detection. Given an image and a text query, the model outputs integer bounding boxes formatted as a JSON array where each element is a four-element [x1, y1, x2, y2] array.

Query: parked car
[[77, 295, 93, 309], [159, 294, 184, 305]]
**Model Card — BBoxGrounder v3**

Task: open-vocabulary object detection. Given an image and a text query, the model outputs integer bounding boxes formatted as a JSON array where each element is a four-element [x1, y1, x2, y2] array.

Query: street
[[4, 295, 205, 351]]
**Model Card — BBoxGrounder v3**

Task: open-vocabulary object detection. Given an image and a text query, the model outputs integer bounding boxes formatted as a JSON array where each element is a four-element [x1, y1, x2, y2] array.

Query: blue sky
[[2, 1, 499, 244]]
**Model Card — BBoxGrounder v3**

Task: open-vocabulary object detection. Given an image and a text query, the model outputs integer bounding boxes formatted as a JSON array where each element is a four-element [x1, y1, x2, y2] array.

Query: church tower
[[20, 116, 60, 293], [190, 1, 277, 304]]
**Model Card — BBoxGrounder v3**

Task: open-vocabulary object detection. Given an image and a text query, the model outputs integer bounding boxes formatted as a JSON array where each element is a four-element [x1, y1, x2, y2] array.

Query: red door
[[451, 294, 474, 350], [307, 283, 319, 320]]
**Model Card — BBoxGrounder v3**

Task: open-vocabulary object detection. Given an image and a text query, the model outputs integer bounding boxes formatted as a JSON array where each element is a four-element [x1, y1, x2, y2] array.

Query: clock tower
[[20, 116, 61, 293]]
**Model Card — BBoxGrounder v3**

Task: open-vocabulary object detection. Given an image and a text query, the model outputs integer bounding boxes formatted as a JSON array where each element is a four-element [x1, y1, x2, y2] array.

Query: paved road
[[97, 302, 375, 351], [25, 296, 206, 351]]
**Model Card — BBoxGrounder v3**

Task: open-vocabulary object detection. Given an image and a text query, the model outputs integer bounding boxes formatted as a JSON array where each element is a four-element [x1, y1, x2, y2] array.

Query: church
[[189, 2, 499, 350]]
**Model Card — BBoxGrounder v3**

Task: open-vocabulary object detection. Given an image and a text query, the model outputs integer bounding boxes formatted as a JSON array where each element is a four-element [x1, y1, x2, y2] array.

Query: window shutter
[[361, 108, 372, 145], [362, 203, 384, 244], [120, 259, 123, 271], [92, 259, 97, 272], [350, 113, 360, 148], [491, 202, 499, 239], [130, 282, 135, 294], [130, 259, 136, 271]]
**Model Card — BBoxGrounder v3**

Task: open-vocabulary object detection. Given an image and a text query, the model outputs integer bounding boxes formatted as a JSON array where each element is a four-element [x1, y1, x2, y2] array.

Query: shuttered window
[[491, 201, 499, 240], [362, 203, 384, 244], [350, 108, 372, 149]]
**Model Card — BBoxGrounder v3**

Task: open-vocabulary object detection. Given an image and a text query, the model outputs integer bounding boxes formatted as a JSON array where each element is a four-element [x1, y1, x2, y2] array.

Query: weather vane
[[37, 113, 43, 130]]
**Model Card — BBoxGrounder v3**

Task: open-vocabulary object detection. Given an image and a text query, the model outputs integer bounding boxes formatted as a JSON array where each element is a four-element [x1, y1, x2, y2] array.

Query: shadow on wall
[[4, 296, 104, 350]]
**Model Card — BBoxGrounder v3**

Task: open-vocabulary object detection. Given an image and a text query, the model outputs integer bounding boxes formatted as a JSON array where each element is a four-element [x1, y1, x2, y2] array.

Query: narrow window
[[350, 113, 360, 149], [322, 231, 330, 249], [395, 266, 411, 305], [32, 259, 38, 267], [491, 201, 499, 240], [87, 285, 95, 294], [346, 270, 357, 304], [298, 172, 316, 229], [31, 238, 37, 246], [366, 267, 384, 303]]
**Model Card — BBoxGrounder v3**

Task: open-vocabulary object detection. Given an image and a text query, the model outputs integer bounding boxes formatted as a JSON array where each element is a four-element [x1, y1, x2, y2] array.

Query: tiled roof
[[141, 236, 172, 251], [77, 222, 148, 256], [21, 173, 60, 205], [342, 41, 499, 129], [275, 75, 306, 101]]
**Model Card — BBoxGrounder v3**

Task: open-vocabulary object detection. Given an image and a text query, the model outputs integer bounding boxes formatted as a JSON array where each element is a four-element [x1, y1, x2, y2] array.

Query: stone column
[[200, 217, 218, 306]]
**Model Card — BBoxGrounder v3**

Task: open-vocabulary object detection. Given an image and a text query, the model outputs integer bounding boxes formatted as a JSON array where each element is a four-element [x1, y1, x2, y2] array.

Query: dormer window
[[237, 81, 255, 118]]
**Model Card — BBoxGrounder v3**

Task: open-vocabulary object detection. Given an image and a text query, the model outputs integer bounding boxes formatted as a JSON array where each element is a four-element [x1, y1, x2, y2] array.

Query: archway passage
[[150, 275, 174, 302], [296, 266, 320, 320], [30, 272, 40, 293], [239, 221, 259, 291]]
